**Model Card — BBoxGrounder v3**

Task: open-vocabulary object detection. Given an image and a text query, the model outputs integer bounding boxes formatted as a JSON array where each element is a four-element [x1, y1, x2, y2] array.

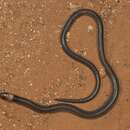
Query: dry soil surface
[[0, 0, 130, 130]]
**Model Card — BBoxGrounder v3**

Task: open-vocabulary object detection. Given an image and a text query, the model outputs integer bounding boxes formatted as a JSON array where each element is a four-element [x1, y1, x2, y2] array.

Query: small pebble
[[67, 2, 82, 10], [49, 100, 52, 104], [13, 123, 16, 127], [55, 54, 59, 58], [66, 32, 70, 42], [24, 68, 30, 75], [87, 25, 94, 32], [28, 80, 33, 87], [79, 49, 87, 56], [2, 111, 6, 115], [99, 68, 106, 79], [109, 20, 113, 24], [115, 0, 120, 3], [27, 54, 31, 58], [57, 25, 63, 29], [115, 60, 120, 64]]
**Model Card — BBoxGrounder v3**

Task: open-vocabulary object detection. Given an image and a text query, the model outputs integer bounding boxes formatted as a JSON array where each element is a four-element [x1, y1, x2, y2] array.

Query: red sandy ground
[[0, 0, 130, 130]]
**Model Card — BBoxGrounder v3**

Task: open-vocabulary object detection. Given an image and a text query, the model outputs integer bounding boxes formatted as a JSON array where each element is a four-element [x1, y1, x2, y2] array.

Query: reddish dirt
[[0, 0, 130, 130]]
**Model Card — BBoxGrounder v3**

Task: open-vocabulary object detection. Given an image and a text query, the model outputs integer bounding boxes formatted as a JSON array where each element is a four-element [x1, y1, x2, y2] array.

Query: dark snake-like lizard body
[[0, 9, 119, 118]]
